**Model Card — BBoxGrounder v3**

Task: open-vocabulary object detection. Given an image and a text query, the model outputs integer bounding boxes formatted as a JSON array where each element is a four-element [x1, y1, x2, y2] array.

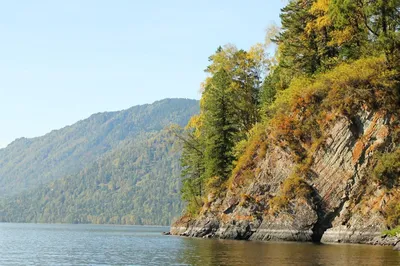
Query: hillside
[[0, 130, 184, 225], [0, 98, 199, 197]]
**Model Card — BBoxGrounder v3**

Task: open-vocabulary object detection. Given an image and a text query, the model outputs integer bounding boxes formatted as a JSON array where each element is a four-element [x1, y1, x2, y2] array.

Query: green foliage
[[0, 99, 199, 198], [179, 129, 205, 209], [232, 123, 268, 178], [330, 0, 400, 67], [373, 148, 400, 187], [205, 176, 225, 194], [259, 75, 277, 118], [383, 227, 400, 237], [263, 0, 400, 108], [0, 99, 200, 225], [203, 69, 237, 181], [275, 0, 321, 75], [0, 131, 185, 225], [179, 45, 265, 214]]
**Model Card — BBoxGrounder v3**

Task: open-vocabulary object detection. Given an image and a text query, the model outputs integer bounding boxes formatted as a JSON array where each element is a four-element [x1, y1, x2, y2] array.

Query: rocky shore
[[170, 223, 400, 250]]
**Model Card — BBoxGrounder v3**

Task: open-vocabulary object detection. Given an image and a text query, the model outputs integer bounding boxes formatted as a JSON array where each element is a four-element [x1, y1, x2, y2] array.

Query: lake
[[0, 223, 400, 265]]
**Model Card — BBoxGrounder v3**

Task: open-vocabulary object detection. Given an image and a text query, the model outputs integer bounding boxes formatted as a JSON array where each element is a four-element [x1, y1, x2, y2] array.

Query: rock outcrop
[[172, 109, 399, 245]]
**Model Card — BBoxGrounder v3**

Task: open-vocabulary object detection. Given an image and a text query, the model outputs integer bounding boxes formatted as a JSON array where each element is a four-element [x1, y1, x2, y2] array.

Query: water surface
[[0, 223, 399, 265]]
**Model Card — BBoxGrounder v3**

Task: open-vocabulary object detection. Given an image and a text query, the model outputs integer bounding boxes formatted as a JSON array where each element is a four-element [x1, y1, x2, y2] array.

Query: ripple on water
[[1, 223, 400, 266]]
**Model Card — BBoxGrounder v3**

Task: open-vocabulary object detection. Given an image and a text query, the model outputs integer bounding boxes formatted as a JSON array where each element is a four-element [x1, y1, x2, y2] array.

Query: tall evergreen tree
[[203, 69, 237, 181], [179, 116, 205, 209], [274, 0, 320, 76], [178, 45, 266, 211]]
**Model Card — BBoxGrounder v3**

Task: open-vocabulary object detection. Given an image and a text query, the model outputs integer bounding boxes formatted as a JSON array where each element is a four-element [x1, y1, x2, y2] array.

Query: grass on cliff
[[267, 56, 397, 163], [269, 174, 313, 214], [373, 148, 400, 188], [228, 57, 399, 213], [384, 192, 400, 229], [383, 227, 400, 237], [195, 56, 399, 218], [374, 147, 400, 230]]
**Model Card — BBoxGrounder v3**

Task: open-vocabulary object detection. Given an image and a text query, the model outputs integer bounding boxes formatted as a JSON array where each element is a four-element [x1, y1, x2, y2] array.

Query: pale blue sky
[[0, 0, 284, 148]]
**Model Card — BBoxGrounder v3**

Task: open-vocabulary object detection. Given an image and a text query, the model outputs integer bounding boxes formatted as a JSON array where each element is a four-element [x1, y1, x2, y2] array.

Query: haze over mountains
[[0, 98, 199, 225]]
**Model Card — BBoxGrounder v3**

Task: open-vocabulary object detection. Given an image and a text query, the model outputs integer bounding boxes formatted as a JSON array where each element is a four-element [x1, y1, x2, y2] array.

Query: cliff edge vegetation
[[171, 0, 400, 245]]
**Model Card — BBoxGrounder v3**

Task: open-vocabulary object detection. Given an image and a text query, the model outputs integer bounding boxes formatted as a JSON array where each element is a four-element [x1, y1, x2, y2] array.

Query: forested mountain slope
[[0, 98, 198, 197], [0, 130, 184, 225]]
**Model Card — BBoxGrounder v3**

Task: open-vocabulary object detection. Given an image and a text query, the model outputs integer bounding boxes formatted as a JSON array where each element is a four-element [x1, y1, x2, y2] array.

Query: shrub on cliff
[[374, 148, 400, 188], [270, 56, 398, 117], [385, 197, 400, 229], [269, 175, 313, 214]]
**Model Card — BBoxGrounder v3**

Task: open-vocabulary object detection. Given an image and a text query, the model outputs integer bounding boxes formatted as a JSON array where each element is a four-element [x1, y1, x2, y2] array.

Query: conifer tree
[[202, 69, 237, 181], [274, 0, 320, 76]]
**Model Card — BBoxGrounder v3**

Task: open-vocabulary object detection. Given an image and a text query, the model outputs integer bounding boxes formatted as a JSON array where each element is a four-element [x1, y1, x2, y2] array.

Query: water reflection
[[176, 237, 400, 266]]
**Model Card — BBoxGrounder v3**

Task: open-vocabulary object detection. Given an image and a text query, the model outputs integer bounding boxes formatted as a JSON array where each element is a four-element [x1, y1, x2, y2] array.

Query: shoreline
[[169, 226, 400, 250]]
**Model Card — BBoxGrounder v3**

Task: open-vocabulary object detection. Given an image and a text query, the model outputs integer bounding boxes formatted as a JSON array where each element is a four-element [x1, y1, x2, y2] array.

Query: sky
[[0, 0, 285, 148]]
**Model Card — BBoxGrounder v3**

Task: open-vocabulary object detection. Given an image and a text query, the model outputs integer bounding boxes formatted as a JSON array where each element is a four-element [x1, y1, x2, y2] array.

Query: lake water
[[1, 223, 400, 265]]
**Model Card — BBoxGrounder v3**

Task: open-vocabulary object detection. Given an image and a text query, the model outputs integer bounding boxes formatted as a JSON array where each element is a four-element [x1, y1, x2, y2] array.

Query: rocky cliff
[[171, 108, 400, 245]]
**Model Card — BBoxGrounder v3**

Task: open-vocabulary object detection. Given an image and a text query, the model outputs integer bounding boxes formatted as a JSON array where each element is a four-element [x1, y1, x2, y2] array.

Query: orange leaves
[[352, 140, 365, 165], [273, 114, 295, 136]]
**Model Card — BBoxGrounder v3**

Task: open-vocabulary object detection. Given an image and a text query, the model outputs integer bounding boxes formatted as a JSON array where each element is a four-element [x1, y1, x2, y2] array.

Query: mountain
[[0, 98, 199, 197], [0, 98, 199, 225], [0, 130, 184, 225]]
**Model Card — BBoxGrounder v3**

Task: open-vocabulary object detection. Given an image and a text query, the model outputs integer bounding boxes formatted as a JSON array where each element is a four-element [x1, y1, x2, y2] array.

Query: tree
[[202, 69, 237, 182], [274, 0, 321, 76], [176, 116, 205, 210], [329, 0, 400, 66], [205, 45, 264, 133], [178, 45, 266, 212], [202, 45, 265, 181]]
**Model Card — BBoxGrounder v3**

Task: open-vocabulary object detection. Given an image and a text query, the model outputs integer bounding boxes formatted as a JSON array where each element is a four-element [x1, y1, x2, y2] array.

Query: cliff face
[[171, 109, 399, 244]]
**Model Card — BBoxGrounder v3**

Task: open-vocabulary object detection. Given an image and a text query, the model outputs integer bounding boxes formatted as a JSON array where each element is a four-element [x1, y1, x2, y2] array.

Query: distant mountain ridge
[[0, 98, 199, 197], [0, 130, 184, 225]]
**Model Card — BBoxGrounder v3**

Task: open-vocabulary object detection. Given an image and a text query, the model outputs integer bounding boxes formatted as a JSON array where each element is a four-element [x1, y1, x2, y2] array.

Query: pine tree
[[203, 69, 237, 181], [180, 130, 205, 209], [274, 0, 320, 76], [179, 45, 266, 212]]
